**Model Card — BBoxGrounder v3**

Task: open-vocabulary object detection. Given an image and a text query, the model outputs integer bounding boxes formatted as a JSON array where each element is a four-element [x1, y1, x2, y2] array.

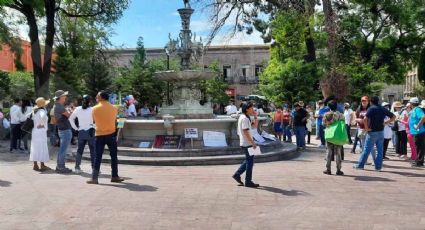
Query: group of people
[[7, 90, 125, 184]]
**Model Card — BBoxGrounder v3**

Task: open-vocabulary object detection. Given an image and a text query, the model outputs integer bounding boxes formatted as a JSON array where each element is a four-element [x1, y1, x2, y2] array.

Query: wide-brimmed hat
[[54, 90, 68, 100], [381, 102, 390, 107], [35, 97, 50, 108], [410, 97, 419, 104], [393, 101, 402, 108]]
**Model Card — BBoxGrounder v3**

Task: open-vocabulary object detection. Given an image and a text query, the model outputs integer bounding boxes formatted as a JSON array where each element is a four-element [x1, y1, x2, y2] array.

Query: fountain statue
[[155, 1, 215, 119]]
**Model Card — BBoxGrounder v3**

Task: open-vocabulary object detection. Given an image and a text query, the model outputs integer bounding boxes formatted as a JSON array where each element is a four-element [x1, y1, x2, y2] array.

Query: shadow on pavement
[[383, 164, 424, 171], [259, 186, 310, 196], [381, 170, 424, 178], [344, 175, 396, 182], [99, 182, 158, 192], [0, 180, 12, 187]]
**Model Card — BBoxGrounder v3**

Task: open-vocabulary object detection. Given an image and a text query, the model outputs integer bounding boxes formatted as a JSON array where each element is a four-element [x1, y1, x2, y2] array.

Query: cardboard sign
[[153, 135, 182, 149], [185, 128, 199, 139], [203, 131, 227, 147]]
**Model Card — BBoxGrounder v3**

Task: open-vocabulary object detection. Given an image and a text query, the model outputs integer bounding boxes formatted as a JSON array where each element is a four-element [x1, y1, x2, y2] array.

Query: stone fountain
[[155, 3, 214, 119]]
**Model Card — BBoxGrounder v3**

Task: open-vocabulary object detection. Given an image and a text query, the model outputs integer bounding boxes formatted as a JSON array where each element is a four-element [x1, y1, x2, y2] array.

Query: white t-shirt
[[10, 105, 25, 124], [128, 104, 137, 117], [384, 116, 393, 139], [237, 114, 252, 147], [344, 109, 353, 125], [225, 105, 238, 115], [394, 110, 407, 131], [69, 106, 94, 131]]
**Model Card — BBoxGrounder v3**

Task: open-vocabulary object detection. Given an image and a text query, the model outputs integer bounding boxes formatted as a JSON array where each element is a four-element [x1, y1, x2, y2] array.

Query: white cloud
[[209, 30, 266, 46]]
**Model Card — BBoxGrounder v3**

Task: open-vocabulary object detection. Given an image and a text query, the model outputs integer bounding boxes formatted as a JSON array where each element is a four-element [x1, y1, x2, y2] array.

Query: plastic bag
[[325, 120, 348, 145]]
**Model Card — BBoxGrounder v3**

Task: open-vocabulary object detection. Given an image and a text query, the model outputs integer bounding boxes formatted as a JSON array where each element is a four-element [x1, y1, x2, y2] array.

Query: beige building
[[107, 45, 270, 100], [404, 67, 419, 99]]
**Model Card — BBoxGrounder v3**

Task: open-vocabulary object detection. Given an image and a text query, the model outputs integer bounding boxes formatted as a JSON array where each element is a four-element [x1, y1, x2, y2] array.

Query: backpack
[[21, 108, 41, 134]]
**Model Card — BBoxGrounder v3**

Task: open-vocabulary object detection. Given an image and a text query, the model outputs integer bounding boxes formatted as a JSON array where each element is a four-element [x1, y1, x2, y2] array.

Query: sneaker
[[55, 167, 72, 174], [245, 182, 260, 188], [86, 179, 99, 184], [336, 170, 344, 176], [353, 165, 364, 170], [232, 175, 244, 186], [111, 177, 125, 183], [323, 170, 331, 175]]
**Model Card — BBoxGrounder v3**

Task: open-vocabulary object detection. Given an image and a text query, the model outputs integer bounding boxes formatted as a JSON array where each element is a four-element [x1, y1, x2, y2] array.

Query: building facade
[[0, 40, 33, 72], [107, 44, 270, 100], [404, 67, 419, 99]]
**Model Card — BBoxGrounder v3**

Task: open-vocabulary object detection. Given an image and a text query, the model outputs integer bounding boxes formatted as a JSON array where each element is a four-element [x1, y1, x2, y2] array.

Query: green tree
[[0, 71, 10, 99], [0, 0, 128, 97], [418, 48, 425, 84], [201, 61, 230, 104], [9, 71, 35, 99]]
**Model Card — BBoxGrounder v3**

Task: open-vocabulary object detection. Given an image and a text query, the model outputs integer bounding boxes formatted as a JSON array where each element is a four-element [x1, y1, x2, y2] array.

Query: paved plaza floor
[[0, 139, 424, 230]]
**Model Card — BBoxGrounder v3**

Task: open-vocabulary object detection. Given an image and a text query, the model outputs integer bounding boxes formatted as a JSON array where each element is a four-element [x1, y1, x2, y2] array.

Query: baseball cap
[[409, 97, 419, 104]]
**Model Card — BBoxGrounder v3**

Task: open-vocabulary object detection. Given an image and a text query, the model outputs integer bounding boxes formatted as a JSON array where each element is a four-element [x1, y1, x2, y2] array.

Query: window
[[223, 65, 231, 80], [241, 64, 250, 78], [255, 65, 264, 77]]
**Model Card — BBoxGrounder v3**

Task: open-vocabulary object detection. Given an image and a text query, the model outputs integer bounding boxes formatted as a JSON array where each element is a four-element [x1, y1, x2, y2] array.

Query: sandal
[[33, 165, 40, 171], [40, 165, 51, 171]]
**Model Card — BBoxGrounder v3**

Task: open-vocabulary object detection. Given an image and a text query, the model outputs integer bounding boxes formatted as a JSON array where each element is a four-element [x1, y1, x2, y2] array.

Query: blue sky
[[109, 0, 265, 48]]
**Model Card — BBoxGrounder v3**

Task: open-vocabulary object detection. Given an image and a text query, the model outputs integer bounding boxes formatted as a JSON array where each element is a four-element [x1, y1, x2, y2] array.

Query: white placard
[[203, 131, 227, 147], [185, 128, 199, 139], [248, 147, 262, 156], [138, 142, 151, 148], [251, 129, 266, 143], [261, 131, 277, 141]]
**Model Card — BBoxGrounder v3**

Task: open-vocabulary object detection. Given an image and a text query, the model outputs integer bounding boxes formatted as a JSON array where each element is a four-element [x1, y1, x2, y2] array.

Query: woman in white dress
[[30, 97, 51, 171]]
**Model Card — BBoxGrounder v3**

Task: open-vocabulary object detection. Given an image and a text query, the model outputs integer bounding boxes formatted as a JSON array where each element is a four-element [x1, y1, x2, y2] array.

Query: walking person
[[353, 96, 395, 170], [272, 106, 284, 141], [53, 90, 73, 174], [292, 103, 309, 150], [9, 98, 25, 153], [232, 102, 260, 188], [400, 103, 417, 161], [408, 97, 425, 167], [393, 101, 408, 159], [29, 98, 51, 171], [343, 103, 354, 144], [69, 95, 96, 174], [87, 91, 125, 184], [322, 101, 345, 176]]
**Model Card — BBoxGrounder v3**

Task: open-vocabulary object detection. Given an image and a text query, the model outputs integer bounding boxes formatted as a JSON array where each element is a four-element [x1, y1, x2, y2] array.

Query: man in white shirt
[[9, 99, 25, 152], [69, 95, 95, 173], [225, 101, 238, 115], [344, 103, 354, 144]]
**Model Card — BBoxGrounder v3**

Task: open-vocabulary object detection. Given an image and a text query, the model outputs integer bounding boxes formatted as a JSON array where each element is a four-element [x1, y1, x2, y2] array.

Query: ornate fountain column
[[155, 1, 214, 119]]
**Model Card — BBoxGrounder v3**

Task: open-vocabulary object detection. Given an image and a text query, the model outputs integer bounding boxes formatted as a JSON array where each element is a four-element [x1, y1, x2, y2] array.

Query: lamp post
[[165, 47, 171, 105]]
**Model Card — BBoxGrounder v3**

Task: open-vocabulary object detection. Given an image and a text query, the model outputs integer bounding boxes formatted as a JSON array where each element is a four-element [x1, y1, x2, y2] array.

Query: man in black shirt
[[292, 103, 309, 150], [354, 96, 395, 171]]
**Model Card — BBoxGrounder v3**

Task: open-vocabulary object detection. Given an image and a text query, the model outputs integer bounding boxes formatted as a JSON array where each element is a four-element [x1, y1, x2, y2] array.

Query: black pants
[[306, 131, 311, 144], [396, 130, 407, 155], [92, 134, 119, 179], [414, 132, 425, 165], [383, 138, 391, 158], [346, 124, 353, 144], [9, 124, 21, 151]]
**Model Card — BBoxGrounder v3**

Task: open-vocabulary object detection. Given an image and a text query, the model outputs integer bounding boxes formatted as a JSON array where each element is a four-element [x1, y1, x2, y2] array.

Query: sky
[[109, 0, 266, 49]]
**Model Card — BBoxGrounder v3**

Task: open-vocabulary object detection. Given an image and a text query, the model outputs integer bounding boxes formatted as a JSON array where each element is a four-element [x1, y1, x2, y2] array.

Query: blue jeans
[[318, 124, 326, 146], [360, 134, 376, 161], [92, 134, 119, 179], [356, 131, 384, 170], [234, 147, 254, 184], [282, 123, 291, 142], [75, 129, 95, 169], [294, 126, 306, 147], [57, 129, 72, 168]]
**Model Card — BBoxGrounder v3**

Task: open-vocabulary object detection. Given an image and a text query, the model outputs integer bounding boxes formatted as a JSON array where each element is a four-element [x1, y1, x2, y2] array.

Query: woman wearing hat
[[29, 97, 51, 171]]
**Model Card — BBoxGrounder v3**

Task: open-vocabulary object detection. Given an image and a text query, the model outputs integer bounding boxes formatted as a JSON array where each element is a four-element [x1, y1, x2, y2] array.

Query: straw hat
[[392, 101, 402, 108], [35, 97, 50, 108]]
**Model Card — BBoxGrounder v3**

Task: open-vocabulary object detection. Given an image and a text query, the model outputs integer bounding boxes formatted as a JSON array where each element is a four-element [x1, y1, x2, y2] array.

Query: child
[[323, 101, 345, 176]]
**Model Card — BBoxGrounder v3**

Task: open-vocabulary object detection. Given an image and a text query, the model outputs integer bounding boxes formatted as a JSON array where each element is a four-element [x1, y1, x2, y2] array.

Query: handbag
[[21, 114, 34, 134], [325, 120, 349, 145]]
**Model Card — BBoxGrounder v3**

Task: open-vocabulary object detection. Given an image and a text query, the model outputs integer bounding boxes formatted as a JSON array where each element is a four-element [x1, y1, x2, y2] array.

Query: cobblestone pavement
[[0, 139, 424, 230]]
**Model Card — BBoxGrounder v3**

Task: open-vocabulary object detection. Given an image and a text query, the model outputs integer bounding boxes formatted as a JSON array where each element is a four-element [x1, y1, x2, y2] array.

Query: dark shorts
[[274, 122, 283, 133]]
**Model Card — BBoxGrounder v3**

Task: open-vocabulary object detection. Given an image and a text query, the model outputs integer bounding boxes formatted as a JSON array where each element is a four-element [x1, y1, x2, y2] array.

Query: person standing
[[343, 103, 354, 144], [393, 102, 408, 159], [225, 101, 238, 115], [87, 91, 124, 184], [292, 103, 309, 150], [351, 96, 370, 154], [232, 102, 260, 188], [20, 99, 33, 153], [322, 101, 345, 176], [408, 97, 425, 167], [317, 101, 328, 148], [272, 106, 284, 141], [29, 98, 51, 171], [53, 90, 73, 174], [282, 107, 292, 142], [9, 98, 25, 153], [69, 95, 95, 174], [353, 96, 395, 170], [382, 102, 393, 160], [400, 103, 417, 161], [305, 105, 314, 145]]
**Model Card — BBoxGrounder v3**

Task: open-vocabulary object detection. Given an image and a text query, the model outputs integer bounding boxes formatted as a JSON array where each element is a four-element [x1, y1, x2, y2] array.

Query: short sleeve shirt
[[409, 107, 425, 135], [293, 108, 308, 126], [366, 105, 394, 132], [237, 114, 252, 147], [54, 103, 71, 130]]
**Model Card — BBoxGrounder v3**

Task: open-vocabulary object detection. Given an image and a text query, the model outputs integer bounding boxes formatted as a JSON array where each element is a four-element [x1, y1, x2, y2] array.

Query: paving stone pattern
[[0, 139, 424, 230]]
